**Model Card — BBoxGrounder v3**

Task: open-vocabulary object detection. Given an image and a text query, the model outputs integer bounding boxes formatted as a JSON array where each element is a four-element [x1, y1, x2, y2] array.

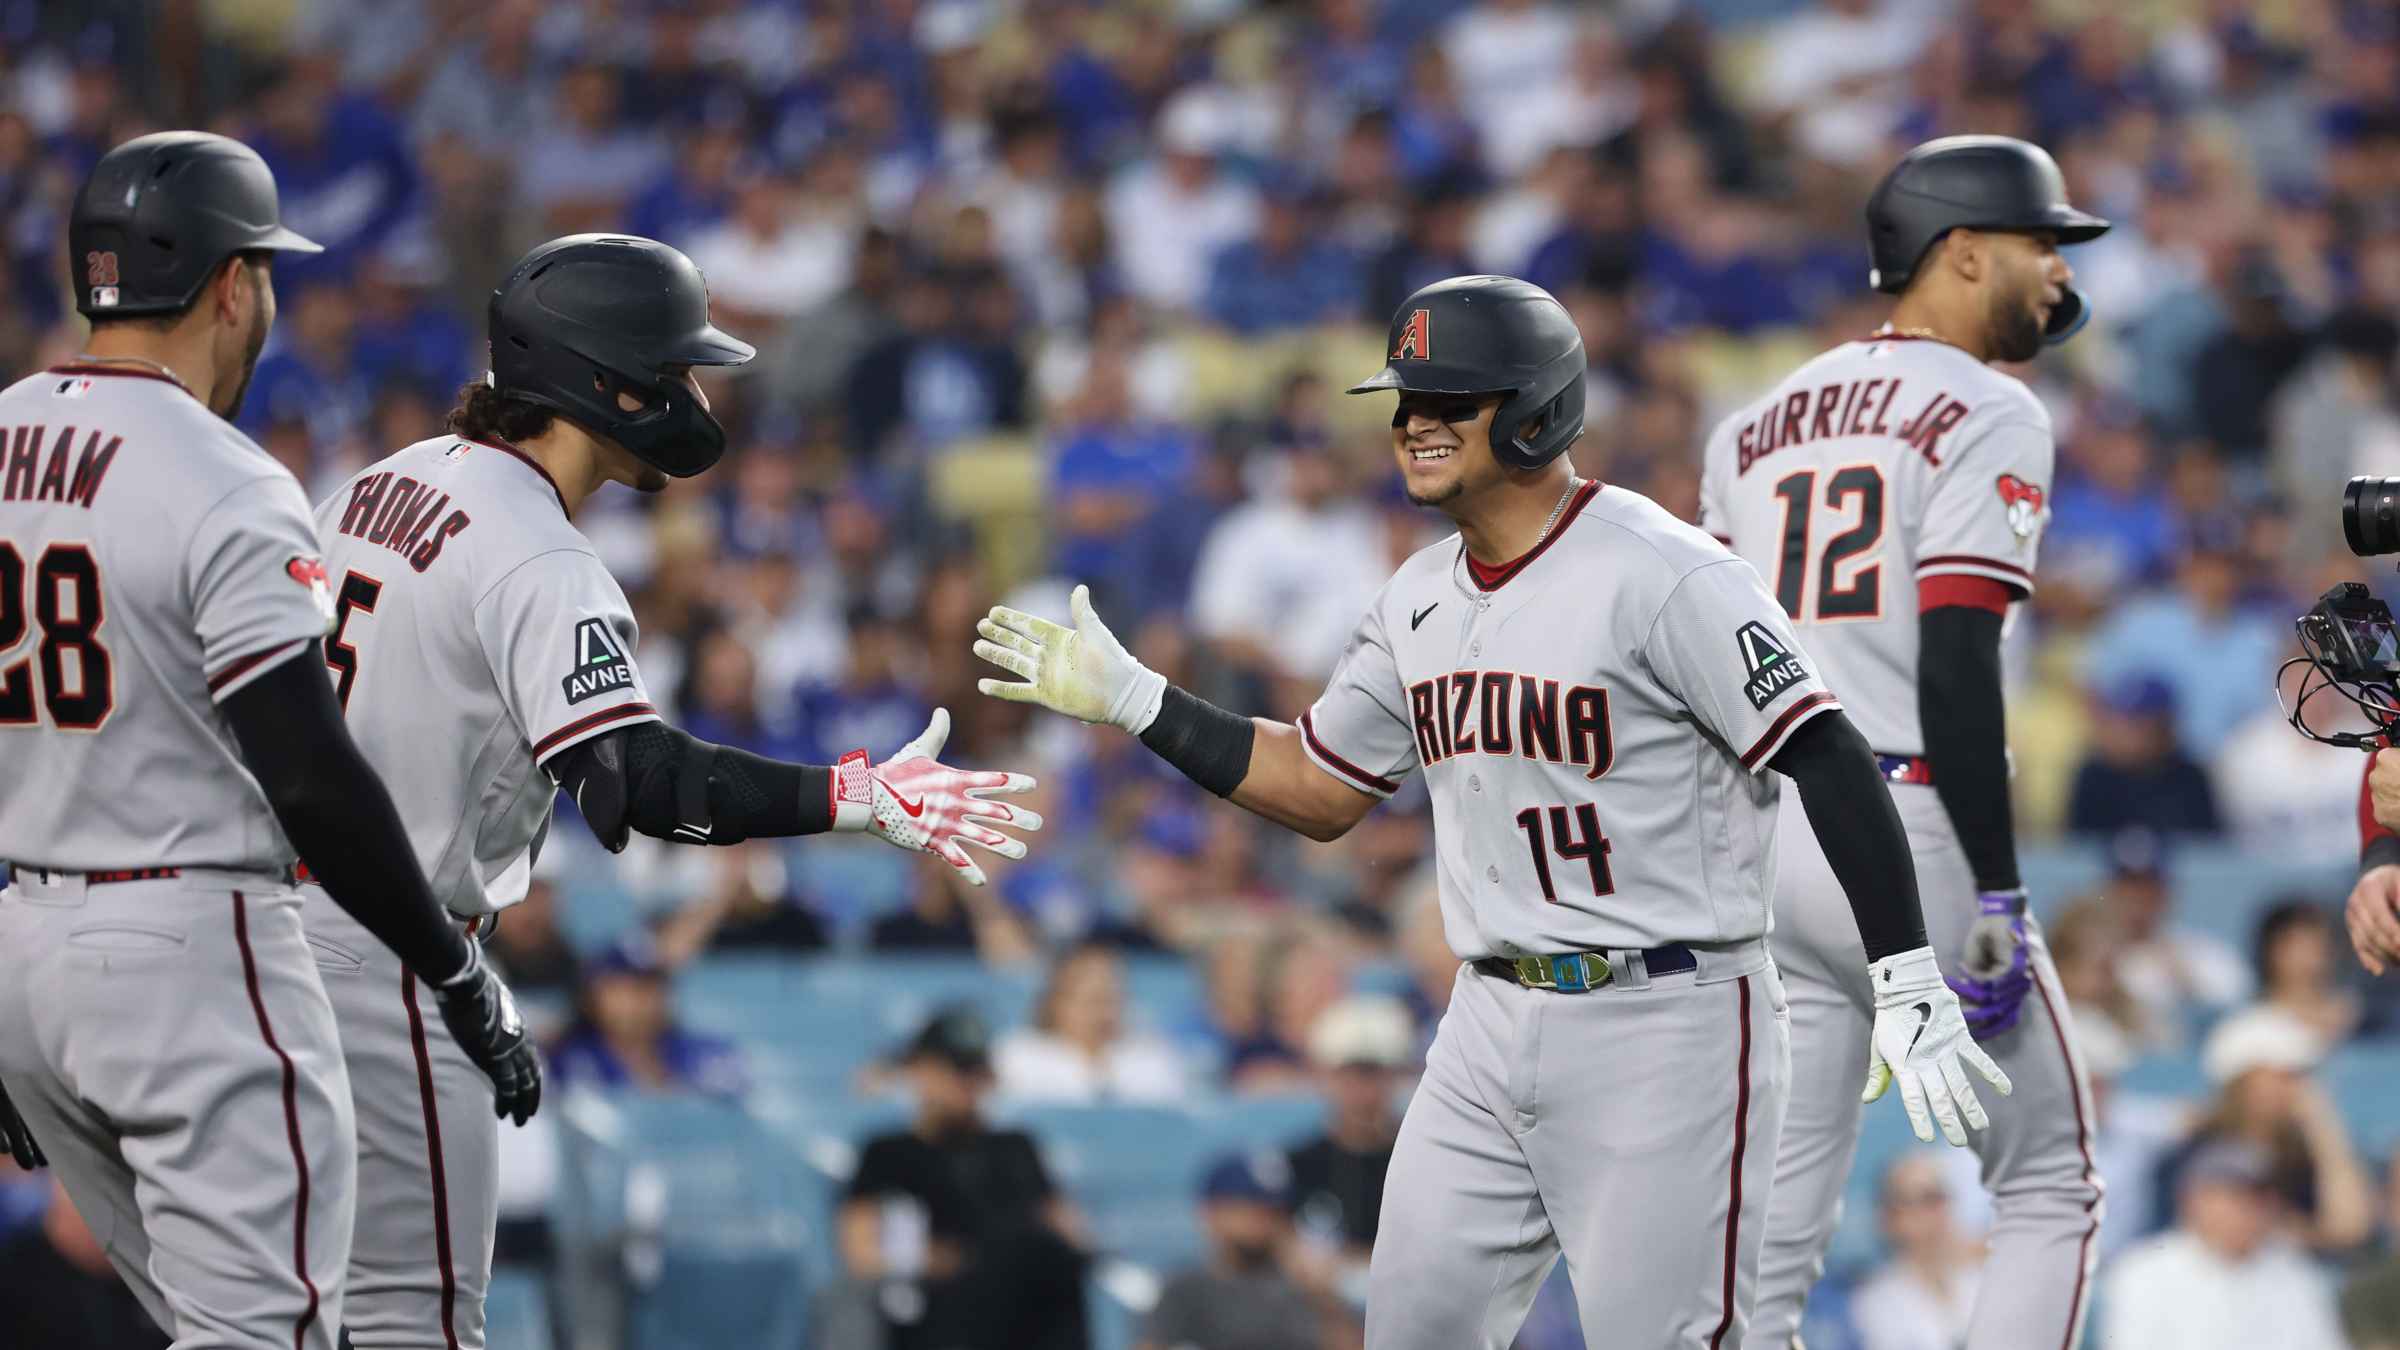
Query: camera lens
[[2345, 476, 2400, 557]]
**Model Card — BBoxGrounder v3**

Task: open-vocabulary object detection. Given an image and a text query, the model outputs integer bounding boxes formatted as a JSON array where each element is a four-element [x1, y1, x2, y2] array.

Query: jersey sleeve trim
[[531, 701, 661, 764], [1915, 553, 2033, 593], [1297, 710, 1401, 798], [1738, 691, 1842, 771], [206, 637, 314, 700], [1918, 575, 2014, 614]]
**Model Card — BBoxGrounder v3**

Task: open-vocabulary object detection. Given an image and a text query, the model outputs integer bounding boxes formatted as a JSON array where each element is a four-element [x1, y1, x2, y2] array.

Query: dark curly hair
[[445, 377, 554, 445]]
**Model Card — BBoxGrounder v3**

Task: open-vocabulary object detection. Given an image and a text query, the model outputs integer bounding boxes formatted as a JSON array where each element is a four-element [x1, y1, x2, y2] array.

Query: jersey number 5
[[1770, 466, 1886, 622], [0, 542, 114, 730], [1514, 803, 1614, 902], [323, 571, 383, 711]]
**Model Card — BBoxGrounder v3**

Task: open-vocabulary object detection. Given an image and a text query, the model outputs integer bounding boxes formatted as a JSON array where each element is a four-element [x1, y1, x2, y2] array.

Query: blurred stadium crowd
[[6, 0, 2400, 1347]]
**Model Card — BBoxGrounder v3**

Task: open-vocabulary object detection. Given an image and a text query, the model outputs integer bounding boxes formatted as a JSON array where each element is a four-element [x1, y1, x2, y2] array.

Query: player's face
[[1391, 393, 1503, 508], [1982, 231, 2066, 364], [212, 258, 274, 422]]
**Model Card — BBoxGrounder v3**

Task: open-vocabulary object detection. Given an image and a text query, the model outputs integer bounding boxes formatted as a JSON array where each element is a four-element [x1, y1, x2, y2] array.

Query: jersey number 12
[[1769, 466, 1886, 622]]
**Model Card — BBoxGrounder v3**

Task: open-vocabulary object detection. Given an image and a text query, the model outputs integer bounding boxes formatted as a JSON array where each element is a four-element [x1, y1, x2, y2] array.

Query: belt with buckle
[[1473, 945, 1698, 992], [1876, 753, 1934, 786]]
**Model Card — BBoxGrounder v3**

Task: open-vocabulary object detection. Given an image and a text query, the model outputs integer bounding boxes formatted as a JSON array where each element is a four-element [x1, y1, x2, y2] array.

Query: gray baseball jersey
[[1701, 335, 2102, 1350], [1698, 331, 2054, 755], [312, 433, 661, 920], [0, 363, 334, 872], [1301, 480, 1843, 958], [1310, 480, 1815, 1348], [308, 432, 659, 1347], [0, 364, 354, 1349]]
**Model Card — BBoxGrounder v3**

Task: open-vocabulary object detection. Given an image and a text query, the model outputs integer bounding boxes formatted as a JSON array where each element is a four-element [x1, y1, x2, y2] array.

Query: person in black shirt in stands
[[1285, 996, 1412, 1296], [828, 1005, 1086, 1350], [0, 1179, 167, 1349], [869, 856, 1038, 964]]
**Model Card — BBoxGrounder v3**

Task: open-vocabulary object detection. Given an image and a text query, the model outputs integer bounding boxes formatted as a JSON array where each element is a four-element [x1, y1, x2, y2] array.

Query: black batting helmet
[[1347, 275, 1585, 470], [487, 234, 755, 479], [1866, 136, 2111, 344], [67, 131, 322, 321]]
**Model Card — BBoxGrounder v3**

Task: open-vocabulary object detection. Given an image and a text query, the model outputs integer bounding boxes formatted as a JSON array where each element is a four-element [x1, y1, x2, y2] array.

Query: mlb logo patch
[[89, 287, 119, 308], [444, 441, 472, 461], [53, 377, 94, 399]]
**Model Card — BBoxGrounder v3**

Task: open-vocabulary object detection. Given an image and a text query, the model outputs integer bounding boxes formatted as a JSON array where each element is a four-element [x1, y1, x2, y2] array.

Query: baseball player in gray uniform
[[308, 233, 1041, 1348], [976, 275, 2006, 1349], [0, 133, 537, 1350], [1702, 137, 2111, 1349]]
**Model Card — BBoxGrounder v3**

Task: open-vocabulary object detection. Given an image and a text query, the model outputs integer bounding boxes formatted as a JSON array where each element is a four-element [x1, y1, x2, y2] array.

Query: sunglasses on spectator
[[1393, 394, 1495, 428]]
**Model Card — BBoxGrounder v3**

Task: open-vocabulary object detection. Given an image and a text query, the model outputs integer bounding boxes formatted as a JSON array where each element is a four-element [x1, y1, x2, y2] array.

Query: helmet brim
[[253, 223, 324, 256], [669, 323, 756, 369], [1345, 361, 1519, 397], [2031, 205, 2111, 244]]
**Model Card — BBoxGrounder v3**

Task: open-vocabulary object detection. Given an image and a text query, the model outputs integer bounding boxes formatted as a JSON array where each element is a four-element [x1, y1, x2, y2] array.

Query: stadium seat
[[2324, 1041, 2400, 1156], [483, 1267, 556, 1350], [674, 953, 1040, 1098], [1190, 1094, 1328, 1155], [2115, 1052, 2209, 1102], [1007, 1104, 1211, 1271], [551, 1093, 818, 1343]]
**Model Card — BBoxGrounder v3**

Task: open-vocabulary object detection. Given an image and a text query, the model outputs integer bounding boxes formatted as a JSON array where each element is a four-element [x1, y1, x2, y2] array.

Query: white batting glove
[[831, 708, 1042, 887], [973, 584, 1168, 734], [1863, 946, 2013, 1146]]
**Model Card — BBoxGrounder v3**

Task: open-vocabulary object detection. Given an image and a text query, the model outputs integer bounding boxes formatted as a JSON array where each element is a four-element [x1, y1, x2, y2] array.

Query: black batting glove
[[431, 944, 542, 1126], [0, 1076, 45, 1170]]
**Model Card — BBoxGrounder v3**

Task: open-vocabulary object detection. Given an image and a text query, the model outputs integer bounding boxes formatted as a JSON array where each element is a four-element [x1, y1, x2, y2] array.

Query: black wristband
[[1139, 685, 1257, 798], [2367, 834, 2400, 875]]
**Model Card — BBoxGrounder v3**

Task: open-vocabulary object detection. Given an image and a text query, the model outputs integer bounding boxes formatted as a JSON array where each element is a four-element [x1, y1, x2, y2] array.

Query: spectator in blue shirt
[[239, 284, 375, 452], [347, 248, 473, 404], [2067, 675, 2222, 837], [1203, 178, 1363, 335], [1365, 179, 1478, 322], [1047, 352, 1195, 598], [795, 606, 933, 767], [625, 119, 751, 249], [247, 62, 423, 294], [2084, 513, 2285, 761], [2046, 399, 2177, 591], [547, 935, 747, 1101]]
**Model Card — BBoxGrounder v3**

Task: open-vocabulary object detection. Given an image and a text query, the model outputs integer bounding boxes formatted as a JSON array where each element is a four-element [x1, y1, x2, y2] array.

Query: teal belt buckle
[[1515, 952, 1611, 992]]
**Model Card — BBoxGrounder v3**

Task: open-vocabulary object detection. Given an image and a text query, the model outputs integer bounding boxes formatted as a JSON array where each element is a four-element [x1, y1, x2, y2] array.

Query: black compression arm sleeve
[[1918, 605, 2021, 891], [2367, 834, 2400, 875], [1769, 709, 1930, 961], [551, 723, 834, 849], [1139, 685, 1257, 798], [221, 646, 474, 982]]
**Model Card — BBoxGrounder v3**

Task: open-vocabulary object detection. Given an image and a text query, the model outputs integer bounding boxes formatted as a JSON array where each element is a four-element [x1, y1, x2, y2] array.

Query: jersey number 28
[[1769, 466, 1886, 622], [0, 542, 113, 730]]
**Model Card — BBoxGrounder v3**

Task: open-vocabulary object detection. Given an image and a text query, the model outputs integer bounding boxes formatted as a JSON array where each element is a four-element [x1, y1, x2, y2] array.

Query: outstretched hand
[[833, 708, 1043, 887]]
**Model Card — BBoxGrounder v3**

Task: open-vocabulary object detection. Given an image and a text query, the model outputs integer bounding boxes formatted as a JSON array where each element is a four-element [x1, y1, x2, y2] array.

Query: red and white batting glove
[[831, 707, 1042, 886]]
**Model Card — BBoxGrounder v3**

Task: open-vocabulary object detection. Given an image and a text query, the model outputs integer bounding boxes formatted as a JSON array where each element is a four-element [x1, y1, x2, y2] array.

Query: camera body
[[2287, 479, 2400, 747]]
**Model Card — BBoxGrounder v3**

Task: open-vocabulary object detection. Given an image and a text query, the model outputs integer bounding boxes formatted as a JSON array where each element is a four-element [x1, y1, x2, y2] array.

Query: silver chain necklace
[[1462, 476, 1584, 594], [72, 353, 189, 392], [1536, 476, 1583, 543]]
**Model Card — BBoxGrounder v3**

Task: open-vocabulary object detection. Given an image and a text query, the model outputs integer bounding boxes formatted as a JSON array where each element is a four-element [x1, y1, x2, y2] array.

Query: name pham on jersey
[[1735, 378, 1975, 475], [1406, 670, 1615, 781], [0, 425, 121, 509], [332, 470, 473, 573]]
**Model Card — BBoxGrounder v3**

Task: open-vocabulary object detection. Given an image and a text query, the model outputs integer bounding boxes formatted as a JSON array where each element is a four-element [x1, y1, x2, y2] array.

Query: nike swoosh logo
[[1410, 603, 1439, 631], [674, 821, 714, 841], [894, 792, 927, 818], [1907, 1001, 1933, 1053]]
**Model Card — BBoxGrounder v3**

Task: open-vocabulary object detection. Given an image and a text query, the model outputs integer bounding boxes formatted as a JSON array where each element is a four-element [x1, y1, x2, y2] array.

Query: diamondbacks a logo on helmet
[[563, 618, 635, 705], [1393, 308, 1431, 361], [1737, 621, 1810, 710], [1995, 473, 2047, 539]]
